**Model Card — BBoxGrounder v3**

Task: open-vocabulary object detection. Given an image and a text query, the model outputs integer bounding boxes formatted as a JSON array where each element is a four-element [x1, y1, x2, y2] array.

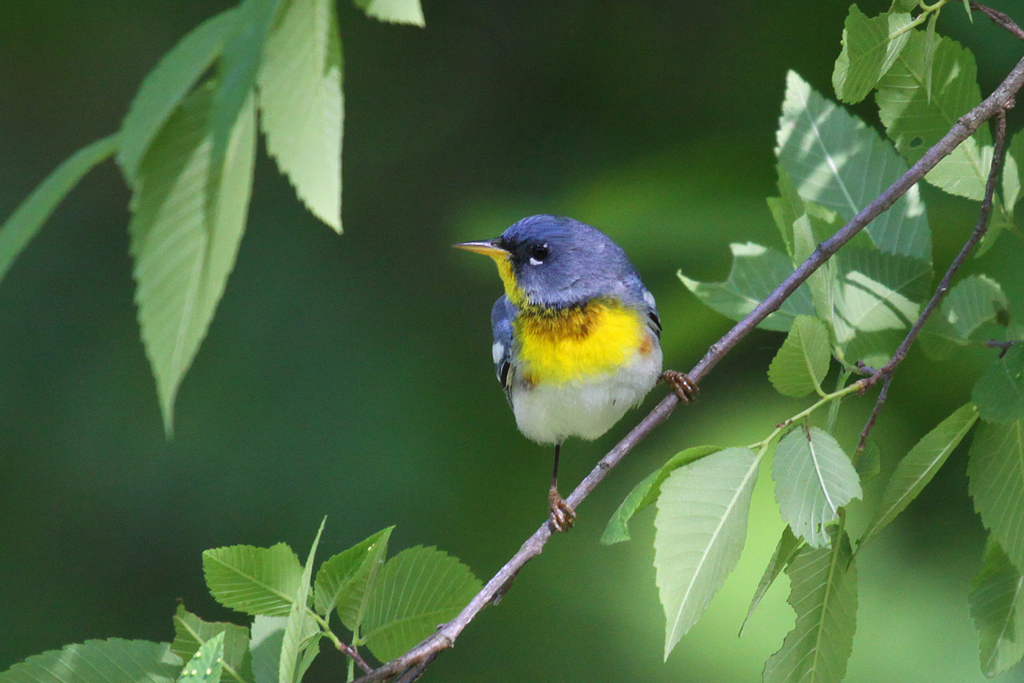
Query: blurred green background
[[3, 1, 1024, 681]]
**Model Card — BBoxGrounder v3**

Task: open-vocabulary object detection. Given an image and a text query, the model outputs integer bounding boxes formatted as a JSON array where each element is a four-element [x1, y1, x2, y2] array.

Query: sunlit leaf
[[768, 315, 831, 397], [678, 242, 815, 332], [832, 6, 912, 104], [117, 9, 238, 182], [772, 427, 862, 548], [970, 540, 1024, 677], [654, 447, 759, 658], [362, 546, 481, 663], [740, 526, 802, 635], [0, 640, 180, 683], [279, 521, 324, 683], [969, 419, 1024, 573], [172, 606, 252, 683], [176, 632, 223, 683], [859, 403, 978, 547], [764, 533, 858, 683], [203, 543, 304, 617], [314, 527, 393, 622], [0, 135, 118, 288], [601, 445, 720, 545], [876, 32, 992, 200], [129, 85, 256, 435], [1003, 132, 1024, 214], [248, 617, 285, 683], [973, 345, 1024, 424], [777, 70, 931, 261], [353, 0, 425, 26], [258, 0, 343, 232]]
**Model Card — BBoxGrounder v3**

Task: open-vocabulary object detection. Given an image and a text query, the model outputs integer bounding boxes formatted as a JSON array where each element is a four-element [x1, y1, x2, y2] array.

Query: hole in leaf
[[910, 137, 923, 148]]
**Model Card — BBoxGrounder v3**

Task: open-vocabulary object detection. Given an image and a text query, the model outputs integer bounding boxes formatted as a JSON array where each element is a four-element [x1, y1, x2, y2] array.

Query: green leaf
[[768, 315, 831, 397], [970, 540, 1024, 677], [129, 84, 257, 436], [1002, 131, 1024, 213], [962, 0, 973, 22], [353, 0, 425, 26], [923, 11, 938, 101], [777, 70, 932, 261], [0, 135, 118, 288], [763, 533, 858, 683], [117, 9, 238, 183], [832, 6, 912, 104], [203, 542, 304, 617], [976, 193, 1015, 259], [767, 164, 805, 257], [211, 0, 282, 169], [177, 632, 224, 683], [921, 275, 1010, 357], [314, 527, 393, 619], [740, 526, 802, 636], [654, 447, 759, 658], [362, 546, 481, 662], [772, 427, 862, 548], [601, 445, 721, 545], [249, 617, 285, 683], [891, 0, 919, 13], [258, 0, 343, 232], [279, 520, 324, 683], [856, 440, 882, 484], [828, 248, 932, 367], [969, 419, 1024, 573], [678, 242, 815, 333], [0, 640, 180, 683], [973, 345, 1024, 424], [172, 606, 253, 683], [876, 32, 992, 200], [859, 403, 978, 547]]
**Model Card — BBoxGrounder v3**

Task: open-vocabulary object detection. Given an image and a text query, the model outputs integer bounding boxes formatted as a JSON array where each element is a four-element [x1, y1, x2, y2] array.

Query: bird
[[455, 215, 696, 532]]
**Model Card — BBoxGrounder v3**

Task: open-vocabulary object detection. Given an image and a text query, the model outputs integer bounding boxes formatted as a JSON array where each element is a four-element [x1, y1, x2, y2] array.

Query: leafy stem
[[748, 379, 867, 452], [890, 0, 952, 40], [307, 610, 372, 675]]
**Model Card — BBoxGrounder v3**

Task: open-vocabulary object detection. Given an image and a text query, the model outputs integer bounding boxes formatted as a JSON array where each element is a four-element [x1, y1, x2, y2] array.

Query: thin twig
[[350, 8, 1024, 683], [986, 339, 1021, 357], [337, 642, 373, 675]]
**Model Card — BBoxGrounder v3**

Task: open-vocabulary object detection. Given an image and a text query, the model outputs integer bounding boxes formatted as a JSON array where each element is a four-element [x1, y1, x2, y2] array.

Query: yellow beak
[[452, 240, 509, 259]]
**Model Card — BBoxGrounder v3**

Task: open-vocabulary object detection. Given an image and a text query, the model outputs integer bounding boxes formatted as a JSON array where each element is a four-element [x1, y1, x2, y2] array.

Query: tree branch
[[352, 8, 1024, 683]]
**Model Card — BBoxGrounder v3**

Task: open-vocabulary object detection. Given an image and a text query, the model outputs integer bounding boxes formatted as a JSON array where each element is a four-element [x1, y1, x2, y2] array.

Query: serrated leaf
[[654, 447, 759, 658], [832, 6, 912, 104], [764, 533, 858, 683], [0, 640, 180, 683], [279, 520, 324, 683], [172, 606, 252, 683], [741, 526, 802, 635], [601, 445, 721, 545], [314, 527, 393, 621], [211, 0, 282, 169], [921, 275, 1010, 357], [249, 617, 285, 683], [129, 84, 256, 436], [203, 543, 304, 617], [876, 32, 992, 200], [177, 632, 223, 683], [777, 70, 931, 261], [973, 345, 1024, 424], [679, 242, 815, 333], [923, 11, 938, 101], [969, 419, 1024, 573], [0, 135, 118, 288], [860, 403, 978, 547], [117, 9, 238, 183], [258, 0, 343, 231], [353, 0, 425, 26], [970, 540, 1024, 677], [362, 546, 481, 663], [773, 426, 862, 548], [769, 315, 831, 397]]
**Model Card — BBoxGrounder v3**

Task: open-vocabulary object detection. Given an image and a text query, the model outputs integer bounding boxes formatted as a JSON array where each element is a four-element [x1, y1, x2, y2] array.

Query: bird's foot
[[548, 487, 576, 532], [660, 370, 699, 403]]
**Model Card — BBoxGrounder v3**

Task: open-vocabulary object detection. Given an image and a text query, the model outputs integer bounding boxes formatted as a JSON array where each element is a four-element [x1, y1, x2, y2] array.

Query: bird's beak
[[452, 239, 509, 259]]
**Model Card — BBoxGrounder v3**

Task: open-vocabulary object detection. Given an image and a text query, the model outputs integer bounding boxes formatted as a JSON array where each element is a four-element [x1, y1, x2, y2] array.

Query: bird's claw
[[548, 488, 576, 532], [660, 370, 699, 403]]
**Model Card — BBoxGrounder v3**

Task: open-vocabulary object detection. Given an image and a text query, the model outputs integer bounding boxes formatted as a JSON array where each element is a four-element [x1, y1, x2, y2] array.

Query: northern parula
[[456, 215, 696, 531]]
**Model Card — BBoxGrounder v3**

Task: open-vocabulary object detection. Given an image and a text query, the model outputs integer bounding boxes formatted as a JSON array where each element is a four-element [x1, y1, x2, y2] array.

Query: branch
[[971, 0, 1024, 40], [352, 10, 1024, 683]]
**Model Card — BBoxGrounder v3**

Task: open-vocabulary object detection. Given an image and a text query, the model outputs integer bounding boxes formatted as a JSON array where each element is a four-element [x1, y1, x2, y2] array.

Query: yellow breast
[[514, 299, 650, 385]]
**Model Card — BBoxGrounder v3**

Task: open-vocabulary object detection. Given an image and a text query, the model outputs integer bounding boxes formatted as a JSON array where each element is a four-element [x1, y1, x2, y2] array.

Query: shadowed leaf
[[921, 275, 1010, 358], [969, 419, 1024, 573], [973, 345, 1024, 424], [172, 606, 252, 683], [0, 640, 180, 683], [248, 617, 285, 683], [741, 526, 802, 635], [832, 6, 912, 104], [314, 527, 393, 623], [970, 540, 1024, 677], [768, 315, 831, 397]]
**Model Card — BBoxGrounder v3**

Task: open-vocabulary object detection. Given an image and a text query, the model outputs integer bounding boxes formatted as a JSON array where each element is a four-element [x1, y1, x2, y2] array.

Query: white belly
[[510, 344, 662, 444]]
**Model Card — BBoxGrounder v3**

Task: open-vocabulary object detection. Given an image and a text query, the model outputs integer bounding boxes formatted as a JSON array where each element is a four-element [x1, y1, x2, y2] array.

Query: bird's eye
[[529, 244, 549, 265]]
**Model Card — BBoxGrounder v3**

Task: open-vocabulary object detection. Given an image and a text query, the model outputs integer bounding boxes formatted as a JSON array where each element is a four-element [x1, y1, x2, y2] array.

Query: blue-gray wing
[[490, 296, 515, 401]]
